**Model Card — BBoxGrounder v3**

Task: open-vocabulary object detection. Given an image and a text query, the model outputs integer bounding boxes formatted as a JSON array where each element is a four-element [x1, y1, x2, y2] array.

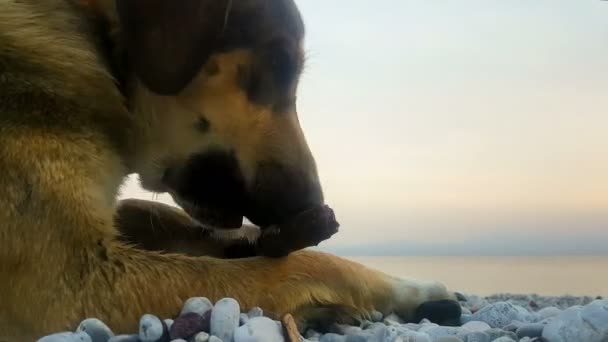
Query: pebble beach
[[36, 292, 608, 342]]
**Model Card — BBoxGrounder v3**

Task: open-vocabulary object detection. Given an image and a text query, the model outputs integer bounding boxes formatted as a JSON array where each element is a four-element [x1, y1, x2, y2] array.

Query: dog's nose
[[246, 162, 324, 227]]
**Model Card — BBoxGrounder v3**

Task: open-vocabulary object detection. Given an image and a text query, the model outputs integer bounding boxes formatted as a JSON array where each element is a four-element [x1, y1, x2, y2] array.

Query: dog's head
[[106, 0, 324, 229]]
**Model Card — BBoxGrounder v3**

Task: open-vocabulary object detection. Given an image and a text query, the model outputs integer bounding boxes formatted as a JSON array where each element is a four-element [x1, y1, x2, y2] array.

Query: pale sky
[[119, 0, 608, 255]]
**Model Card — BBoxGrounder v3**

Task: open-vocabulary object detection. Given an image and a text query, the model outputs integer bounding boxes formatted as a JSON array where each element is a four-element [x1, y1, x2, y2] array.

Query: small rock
[[208, 337, 222, 342], [37, 332, 93, 342], [460, 314, 474, 325], [420, 326, 462, 339], [181, 298, 213, 317], [108, 335, 139, 342], [164, 319, 174, 331], [471, 302, 526, 328], [170, 340, 187, 342], [384, 313, 404, 324], [483, 329, 517, 341], [170, 312, 206, 340], [370, 311, 383, 322], [463, 331, 490, 342], [210, 298, 240, 342], [419, 318, 432, 324], [233, 316, 284, 342], [501, 321, 523, 332], [77, 318, 114, 342], [436, 337, 464, 342], [461, 307, 472, 315], [193, 332, 209, 342], [247, 307, 264, 319], [537, 307, 561, 320], [515, 323, 544, 338], [542, 299, 608, 342], [305, 330, 322, 339], [319, 333, 346, 342], [139, 314, 168, 342], [401, 323, 420, 331], [461, 321, 491, 332], [343, 335, 366, 342], [490, 337, 515, 342], [239, 314, 249, 326]]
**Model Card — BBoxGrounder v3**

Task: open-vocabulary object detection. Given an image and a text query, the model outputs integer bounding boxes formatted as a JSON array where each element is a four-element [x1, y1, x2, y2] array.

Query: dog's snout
[[246, 162, 323, 226]]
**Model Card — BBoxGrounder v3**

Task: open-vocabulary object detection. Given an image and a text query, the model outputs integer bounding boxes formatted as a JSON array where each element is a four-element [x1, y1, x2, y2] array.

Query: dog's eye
[[196, 117, 210, 132]]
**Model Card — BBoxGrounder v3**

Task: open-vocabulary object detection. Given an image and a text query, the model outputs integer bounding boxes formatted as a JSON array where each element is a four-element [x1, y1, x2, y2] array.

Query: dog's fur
[[0, 0, 459, 340]]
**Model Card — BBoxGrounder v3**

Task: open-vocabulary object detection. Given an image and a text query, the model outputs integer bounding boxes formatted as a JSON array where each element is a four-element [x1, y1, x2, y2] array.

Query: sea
[[344, 256, 608, 297]]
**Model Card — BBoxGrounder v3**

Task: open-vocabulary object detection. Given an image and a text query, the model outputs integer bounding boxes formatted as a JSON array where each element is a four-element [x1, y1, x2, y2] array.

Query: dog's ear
[[115, 0, 228, 95]]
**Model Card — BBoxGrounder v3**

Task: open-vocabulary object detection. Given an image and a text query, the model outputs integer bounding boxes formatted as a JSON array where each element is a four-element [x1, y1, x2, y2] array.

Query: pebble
[[76, 318, 114, 342], [208, 336, 222, 342], [542, 299, 608, 342], [537, 306, 561, 320], [370, 311, 383, 322], [319, 333, 346, 342], [462, 331, 490, 342], [470, 302, 526, 328], [170, 312, 206, 340], [435, 337, 464, 342], [171, 340, 187, 342], [490, 338, 516, 342], [139, 314, 168, 342], [164, 319, 174, 331], [483, 328, 517, 341], [515, 323, 544, 338], [233, 316, 284, 342], [181, 297, 213, 317], [461, 321, 491, 332], [239, 313, 249, 326], [108, 335, 139, 342], [210, 298, 241, 342], [37, 332, 93, 342], [193, 332, 210, 342], [247, 307, 264, 319]]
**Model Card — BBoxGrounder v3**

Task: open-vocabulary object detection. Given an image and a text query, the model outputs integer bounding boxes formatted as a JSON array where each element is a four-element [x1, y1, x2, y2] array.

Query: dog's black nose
[[246, 161, 323, 227]]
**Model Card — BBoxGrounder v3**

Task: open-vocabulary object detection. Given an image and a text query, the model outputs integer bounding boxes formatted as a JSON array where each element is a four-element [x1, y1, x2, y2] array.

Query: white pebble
[[139, 314, 165, 342], [76, 318, 114, 342], [208, 336, 222, 342], [210, 298, 240, 342], [234, 316, 285, 342], [37, 332, 93, 342], [181, 297, 214, 316], [193, 332, 210, 342]]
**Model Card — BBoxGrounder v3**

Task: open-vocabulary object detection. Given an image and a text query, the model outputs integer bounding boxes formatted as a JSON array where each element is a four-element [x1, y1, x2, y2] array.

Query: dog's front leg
[[114, 198, 260, 258]]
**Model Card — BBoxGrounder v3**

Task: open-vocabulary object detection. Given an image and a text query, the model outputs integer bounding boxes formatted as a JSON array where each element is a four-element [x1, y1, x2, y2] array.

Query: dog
[[0, 0, 461, 340]]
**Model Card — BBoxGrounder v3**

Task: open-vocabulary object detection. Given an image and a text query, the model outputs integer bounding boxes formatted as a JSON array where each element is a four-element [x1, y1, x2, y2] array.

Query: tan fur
[[0, 1, 456, 341]]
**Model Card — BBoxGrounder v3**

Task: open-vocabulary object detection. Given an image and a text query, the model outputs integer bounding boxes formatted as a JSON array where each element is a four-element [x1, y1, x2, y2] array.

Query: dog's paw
[[391, 278, 462, 325]]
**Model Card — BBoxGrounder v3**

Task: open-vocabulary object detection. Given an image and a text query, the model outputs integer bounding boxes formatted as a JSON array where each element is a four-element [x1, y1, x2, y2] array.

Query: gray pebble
[[233, 316, 284, 342], [139, 314, 166, 342], [163, 319, 174, 331], [420, 326, 462, 339], [247, 307, 263, 319], [77, 318, 114, 342], [489, 337, 515, 342], [460, 314, 474, 325], [542, 299, 608, 342], [484, 329, 517, 341], [37, 332, 93, 342], [181, 298, 213, 317], [108, 335, 139, 342], [343, 335, 366, 342], [208, 337, 222, 342], [319, 333, 346, 342], [210, 298, 240, 342], [470, 302, 526, 328], [501, 321, 523, 332], [193, 332, 209, 342], [239, 314, 249, 326], [384, 313, 404, 324], [515, 323, 544, 338], [170, 340, 187, 342], [461, 321, 491, 332], [463, 331, 490, 342], [332, 324, 362, 336], [536, 306, 561, 320], [305, 329, 322, 339], [461, 307, 472, 315], [435, 337, 464, 342]]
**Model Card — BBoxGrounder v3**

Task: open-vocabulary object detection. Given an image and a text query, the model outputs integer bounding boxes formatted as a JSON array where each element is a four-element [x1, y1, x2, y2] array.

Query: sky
[[119, 0, 608, 255]]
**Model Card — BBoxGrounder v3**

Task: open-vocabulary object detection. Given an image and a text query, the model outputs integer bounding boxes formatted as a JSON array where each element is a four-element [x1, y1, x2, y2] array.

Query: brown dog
[[0, 0, 460, 340]]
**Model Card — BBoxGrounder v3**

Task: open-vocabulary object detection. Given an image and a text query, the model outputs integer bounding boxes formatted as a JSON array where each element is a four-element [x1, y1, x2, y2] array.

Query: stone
[[247, 307, 264, 319], [420, 326, 462, 339], [542, 299, 608, 342], [180, 298, 213, 317], [193, 332, 210, 342], [208, 337, 222, 342], [470, 302, 526, 328], [239, 314, 249, 326], [76, 318, 114, 342], [483, 328, 516, 341], [515, 323, 544, 338], [139, 314, 168, 342], [170, 312, 206, 340], [170, 340, 187, 342], [164, 320, 174, 331], [305, 330, 322, 339], [234, 316, 284, 342], [384, 313, 404, 324], [462, 331, 490, 342], [501, 321, 523, 332], [210, 298, 240, 342], [37, 332, 93, 342], [490, 338, 516, 342], [319, 333, 346, 342], [537, 307, 561, 320], [108, 335, 140, 342], [435, 337, 464, 342], [461, 321, 491, 332]]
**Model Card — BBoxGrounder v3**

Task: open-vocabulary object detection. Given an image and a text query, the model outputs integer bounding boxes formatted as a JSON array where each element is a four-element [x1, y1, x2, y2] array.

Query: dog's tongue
[[256, 204, 340, 257]]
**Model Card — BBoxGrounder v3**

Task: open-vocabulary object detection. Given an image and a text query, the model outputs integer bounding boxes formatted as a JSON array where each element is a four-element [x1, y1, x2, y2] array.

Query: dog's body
[[0, 1, 459, 340]]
